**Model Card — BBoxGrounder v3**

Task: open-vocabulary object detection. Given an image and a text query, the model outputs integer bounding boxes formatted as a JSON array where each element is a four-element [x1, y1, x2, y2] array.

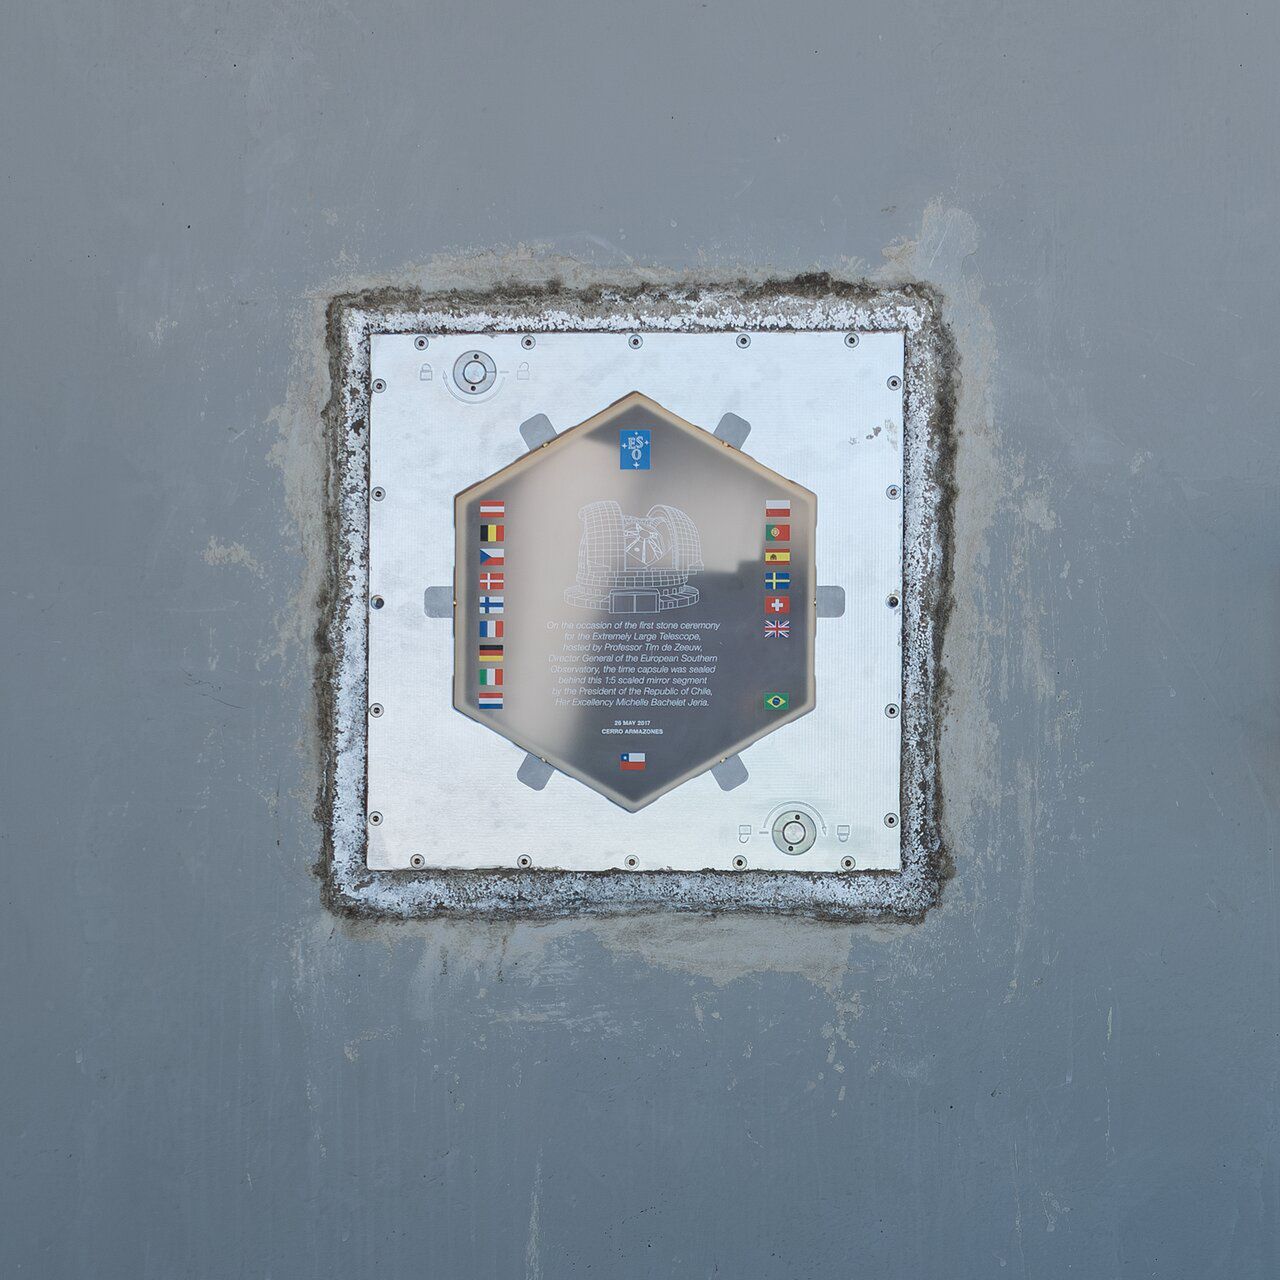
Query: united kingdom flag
[[765, 619, 791, 639]]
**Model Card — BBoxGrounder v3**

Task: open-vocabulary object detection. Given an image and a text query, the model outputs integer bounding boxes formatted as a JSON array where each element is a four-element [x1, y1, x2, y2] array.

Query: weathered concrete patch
[[308, 273, 956, 922]]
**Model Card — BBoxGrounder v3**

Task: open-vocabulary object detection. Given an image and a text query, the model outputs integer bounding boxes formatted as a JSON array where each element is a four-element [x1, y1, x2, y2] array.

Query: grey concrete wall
[[4, 3, 1277, 1277]]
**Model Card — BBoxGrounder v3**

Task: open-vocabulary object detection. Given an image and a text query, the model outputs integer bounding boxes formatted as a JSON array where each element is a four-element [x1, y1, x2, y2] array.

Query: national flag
[[479, 691, 503, 709], [478, 668, 503, 687], [765, 499, 791, 518], [479, 571, 504, 591], [765, 595, 791, 615], [765, 620, 791, 639], [480, 523, 504, 543], [765, 523, 790, 543], [479, 644, 503, 663], [765, 570, 791, 590], [619, 752, 647, 771], [764, 692, 789, 711], [479, 595, 504, 614], [764, 549, 791, 564], [478, 619, 503, 639], [479, 501, 505, 518], [480, 546, 505, 566]]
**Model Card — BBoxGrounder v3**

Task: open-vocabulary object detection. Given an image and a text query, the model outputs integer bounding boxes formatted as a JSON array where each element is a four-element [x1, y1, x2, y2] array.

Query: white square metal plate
[[365, 331, 905, 872]]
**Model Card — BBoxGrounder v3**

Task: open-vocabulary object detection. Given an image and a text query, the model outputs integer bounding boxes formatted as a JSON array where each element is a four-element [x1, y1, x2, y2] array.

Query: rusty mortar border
[[316, 276, 956, 921]]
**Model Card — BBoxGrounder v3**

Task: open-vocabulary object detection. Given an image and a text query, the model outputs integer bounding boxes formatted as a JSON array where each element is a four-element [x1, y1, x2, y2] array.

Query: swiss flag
[[765, 595, 791, 615]]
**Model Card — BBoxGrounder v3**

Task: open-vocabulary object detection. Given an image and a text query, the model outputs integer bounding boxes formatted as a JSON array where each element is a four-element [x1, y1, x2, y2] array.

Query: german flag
[[479, 644, 503, 663]]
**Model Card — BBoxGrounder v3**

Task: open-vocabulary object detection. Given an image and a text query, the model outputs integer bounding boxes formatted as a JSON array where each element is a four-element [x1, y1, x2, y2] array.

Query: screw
[[370, 595, 385, 610], [886, 484, 900, 500], [517, 854, 532, 869], [887, 375, 902, 390], [369, 703, 384, 718], [521, 335, 536, 350], [414, 336, 429, 351], [372, 378, 386, 394], [884, 813, 899, 828], [844, 333, 860, 348], [736, 333, 751, 348], [886, 593, 900, 608], [371, 486, 385, 501], [625, 855, 638, 869], [368, 811, 383, 826], [885, 703, 899, 718], [627, 334, 643, 349], [841, 856, 855, 870], [732, 855, 747, 870], [409, 853, 426, 869]]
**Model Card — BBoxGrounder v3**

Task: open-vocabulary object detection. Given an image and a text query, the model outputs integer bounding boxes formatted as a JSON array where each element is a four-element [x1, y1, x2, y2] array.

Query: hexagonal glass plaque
[[453, 393, 816, 811]]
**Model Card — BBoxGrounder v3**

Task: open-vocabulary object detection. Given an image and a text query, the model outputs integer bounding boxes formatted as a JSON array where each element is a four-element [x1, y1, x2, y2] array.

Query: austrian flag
[[479, 501, 504, 518]]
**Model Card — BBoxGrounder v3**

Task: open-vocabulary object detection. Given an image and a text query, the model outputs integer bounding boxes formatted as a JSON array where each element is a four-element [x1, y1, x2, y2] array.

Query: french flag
[[619, 752, 647, 771]]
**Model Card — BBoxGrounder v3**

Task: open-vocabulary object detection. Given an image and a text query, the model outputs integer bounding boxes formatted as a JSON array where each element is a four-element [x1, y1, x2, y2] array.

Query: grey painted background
[[4, 2, 1277, 1276]]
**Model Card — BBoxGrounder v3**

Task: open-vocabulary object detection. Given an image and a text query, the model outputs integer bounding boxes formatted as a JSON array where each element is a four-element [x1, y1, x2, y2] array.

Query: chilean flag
[[619, 752, 647, 771]]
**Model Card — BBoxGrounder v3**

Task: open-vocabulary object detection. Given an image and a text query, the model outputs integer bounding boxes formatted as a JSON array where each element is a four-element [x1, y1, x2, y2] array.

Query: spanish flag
[[764, 549, 791, 564]]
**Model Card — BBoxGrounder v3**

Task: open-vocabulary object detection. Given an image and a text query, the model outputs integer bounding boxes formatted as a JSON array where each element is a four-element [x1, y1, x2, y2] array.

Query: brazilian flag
[[764, 692, 789, 711]]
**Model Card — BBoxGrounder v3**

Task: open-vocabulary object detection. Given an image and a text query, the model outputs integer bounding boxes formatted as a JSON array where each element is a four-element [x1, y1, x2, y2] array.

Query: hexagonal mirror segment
[[453, 392, 816, 810]]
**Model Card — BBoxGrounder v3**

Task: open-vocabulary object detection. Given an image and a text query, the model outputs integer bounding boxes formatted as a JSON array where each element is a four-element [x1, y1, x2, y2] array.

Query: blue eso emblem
[[619, 427, 651, 470]]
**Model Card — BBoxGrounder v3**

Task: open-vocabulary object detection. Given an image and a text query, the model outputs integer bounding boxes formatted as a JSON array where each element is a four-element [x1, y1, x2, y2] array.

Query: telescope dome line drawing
[[565, 500, 704, 614]]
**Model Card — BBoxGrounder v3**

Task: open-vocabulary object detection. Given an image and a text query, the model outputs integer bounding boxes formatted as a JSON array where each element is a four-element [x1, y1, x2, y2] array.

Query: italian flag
[[479, 669, 503, 687]]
